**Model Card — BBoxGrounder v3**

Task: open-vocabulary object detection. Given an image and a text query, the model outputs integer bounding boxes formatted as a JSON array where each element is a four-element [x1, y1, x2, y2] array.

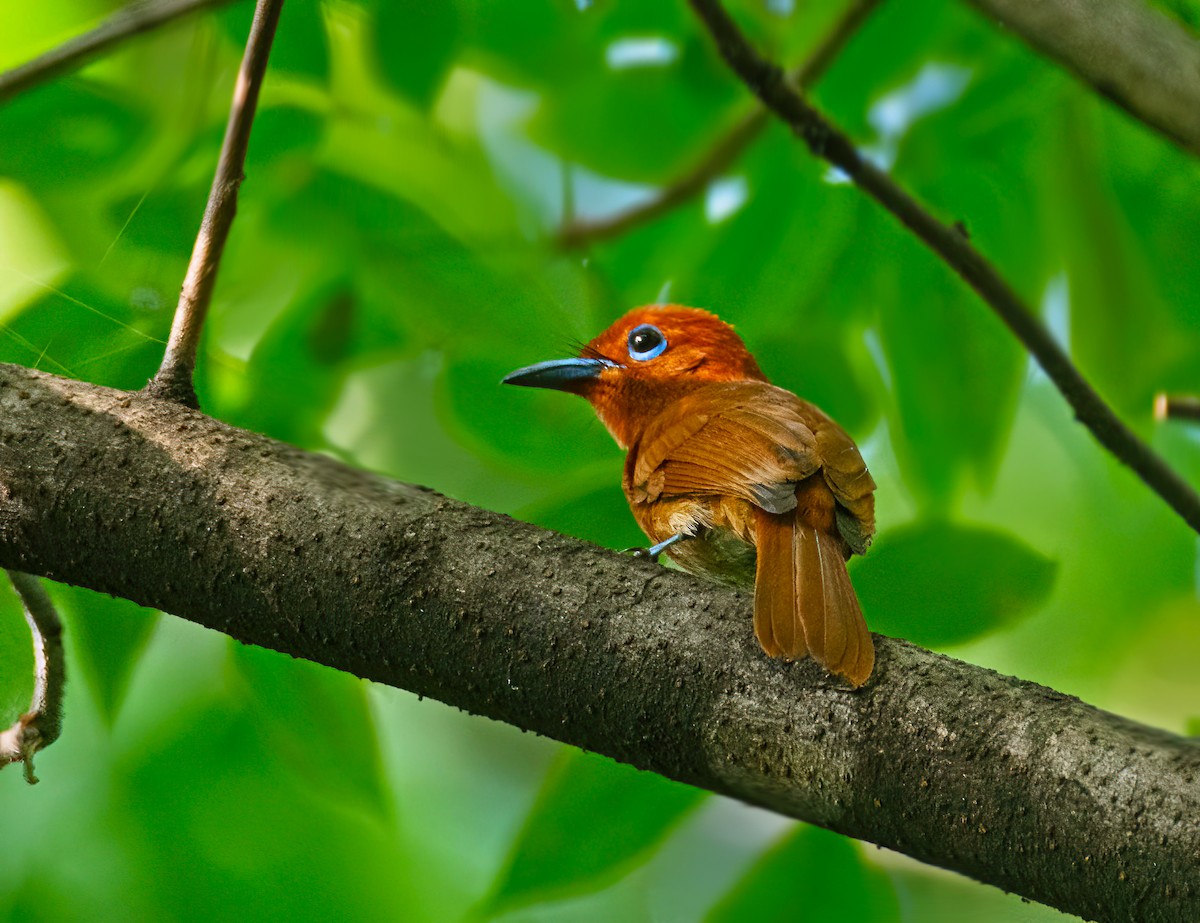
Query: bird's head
[[503, 305, 768, 449]]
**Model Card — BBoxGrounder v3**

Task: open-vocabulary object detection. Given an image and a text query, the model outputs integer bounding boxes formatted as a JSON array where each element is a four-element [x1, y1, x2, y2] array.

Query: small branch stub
[[1154, 393, 1200, 423]]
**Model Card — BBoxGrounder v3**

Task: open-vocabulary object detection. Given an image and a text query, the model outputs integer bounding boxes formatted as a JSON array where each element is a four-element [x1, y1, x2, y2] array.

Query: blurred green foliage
[[1, 0, 1198, 921]]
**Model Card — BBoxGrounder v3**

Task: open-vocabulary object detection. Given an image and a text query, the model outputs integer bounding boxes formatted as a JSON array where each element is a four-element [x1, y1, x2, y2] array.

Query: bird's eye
[[627, 324, 667, 361]]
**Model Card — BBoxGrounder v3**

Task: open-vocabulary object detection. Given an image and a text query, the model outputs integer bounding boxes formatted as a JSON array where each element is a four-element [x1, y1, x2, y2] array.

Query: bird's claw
[[622, 533, 687, 564]]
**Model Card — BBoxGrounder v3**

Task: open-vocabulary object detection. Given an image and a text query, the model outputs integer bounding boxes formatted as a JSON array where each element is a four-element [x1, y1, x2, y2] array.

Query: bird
[[502, 305, 877, 686]]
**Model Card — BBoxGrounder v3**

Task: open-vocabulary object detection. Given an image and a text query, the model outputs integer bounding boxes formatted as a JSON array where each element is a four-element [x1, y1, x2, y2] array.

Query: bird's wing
[[629, 383, 875, 537]]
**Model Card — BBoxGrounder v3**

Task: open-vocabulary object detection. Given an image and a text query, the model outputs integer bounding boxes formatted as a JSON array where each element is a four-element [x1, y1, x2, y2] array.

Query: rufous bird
[[503, 305, 877, 686]]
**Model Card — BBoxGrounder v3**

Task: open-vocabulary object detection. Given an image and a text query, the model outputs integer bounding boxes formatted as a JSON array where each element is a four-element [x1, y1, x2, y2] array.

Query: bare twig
[[143, 0, 285, 408], [687, 0, 1200, 537], [0, 0, 239, 106], [1154, 393, 1200, 423], [0, 572, 64, 785], [559, 0, 881, 247], [962, 0, 1200, 159]]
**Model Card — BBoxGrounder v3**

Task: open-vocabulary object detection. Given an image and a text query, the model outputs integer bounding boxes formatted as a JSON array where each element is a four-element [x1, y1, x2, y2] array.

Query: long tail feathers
[[753, 507, 875, 687]]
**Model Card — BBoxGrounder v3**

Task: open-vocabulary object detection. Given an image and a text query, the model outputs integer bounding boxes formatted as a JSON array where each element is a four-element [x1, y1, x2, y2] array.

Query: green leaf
[[227, 643, 390, 817], [752, 319, 878, 440], [52, 586, 159, 725], [467, 0, 741, 180], [441, 354, 618, 474], [372, 0, 463, 109], [707, 825, 899, 923], [218, 0, 330, 81], [0, 82, 147, 192], [109, 666, 411, 923], [519, 481, 646, 552], [485, 748, 706, 912], [853, 519, 1056, 648], [226, 278, 356, 448], [0, 276, 166, 389], [1050, 100, 1173, 415], [244, 104, 325, 169], [876, 253, 1024, 507], [0, 181, 70, 325]]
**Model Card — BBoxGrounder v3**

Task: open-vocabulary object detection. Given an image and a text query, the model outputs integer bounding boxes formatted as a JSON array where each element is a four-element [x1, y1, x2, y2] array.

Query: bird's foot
[[622, 533, 688, 564]]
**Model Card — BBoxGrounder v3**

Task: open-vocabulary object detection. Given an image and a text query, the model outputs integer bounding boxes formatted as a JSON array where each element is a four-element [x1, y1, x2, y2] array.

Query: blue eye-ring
[[627, 324, 667, 361]]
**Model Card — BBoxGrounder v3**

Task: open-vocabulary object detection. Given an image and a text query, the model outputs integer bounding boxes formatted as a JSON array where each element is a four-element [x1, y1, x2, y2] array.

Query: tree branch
[[1154, 393, 1200, 423], [0, 362, 1196, 922], [0, 0, 239, 106], [686, 0, 1200, 538], [144, 0, 284, 408], [962, 0, 1200, 158], [0, 571, 65, 785], [558, 0, 882, 248]]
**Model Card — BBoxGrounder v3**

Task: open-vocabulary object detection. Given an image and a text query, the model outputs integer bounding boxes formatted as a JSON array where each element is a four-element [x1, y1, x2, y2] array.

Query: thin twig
[[0, 0, 239, 106], [687, 0, 1200, 536], [144, 0, 285, 408], [559, 0, 881, 248], [1154, 393, 1200, 423], [0, 572, 65, 785]]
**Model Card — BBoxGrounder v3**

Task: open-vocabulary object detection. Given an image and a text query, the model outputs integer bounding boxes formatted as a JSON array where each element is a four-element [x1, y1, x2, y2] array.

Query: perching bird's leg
[[625, 532, 688, 563]]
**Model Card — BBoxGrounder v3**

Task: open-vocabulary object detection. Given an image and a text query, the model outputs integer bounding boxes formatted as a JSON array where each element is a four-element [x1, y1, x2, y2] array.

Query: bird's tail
[[753, 505, 875, 687]]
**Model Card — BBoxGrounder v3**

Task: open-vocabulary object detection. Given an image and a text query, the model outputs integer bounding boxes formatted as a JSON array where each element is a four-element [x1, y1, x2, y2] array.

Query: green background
[[2, 1, 1199, 920]]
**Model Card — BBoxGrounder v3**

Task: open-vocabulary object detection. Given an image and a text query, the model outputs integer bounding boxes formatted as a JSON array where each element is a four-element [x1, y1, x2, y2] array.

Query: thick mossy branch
[[0, 363, 1196, 922]]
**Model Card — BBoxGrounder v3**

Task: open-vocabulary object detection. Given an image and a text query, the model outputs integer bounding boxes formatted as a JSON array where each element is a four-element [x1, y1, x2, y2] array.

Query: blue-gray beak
[[502, 357, 616, 393]]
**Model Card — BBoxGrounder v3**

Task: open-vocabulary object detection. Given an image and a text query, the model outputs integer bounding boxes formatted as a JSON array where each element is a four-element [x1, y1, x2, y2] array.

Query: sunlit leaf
[[854, 518, 1056, 648], [485, 748, 706, 912]]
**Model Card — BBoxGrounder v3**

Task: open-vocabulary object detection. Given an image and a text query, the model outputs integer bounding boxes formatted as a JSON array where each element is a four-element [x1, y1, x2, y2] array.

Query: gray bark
[[964, 0, 1200, 156], [0, 361, 1196, 923]]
